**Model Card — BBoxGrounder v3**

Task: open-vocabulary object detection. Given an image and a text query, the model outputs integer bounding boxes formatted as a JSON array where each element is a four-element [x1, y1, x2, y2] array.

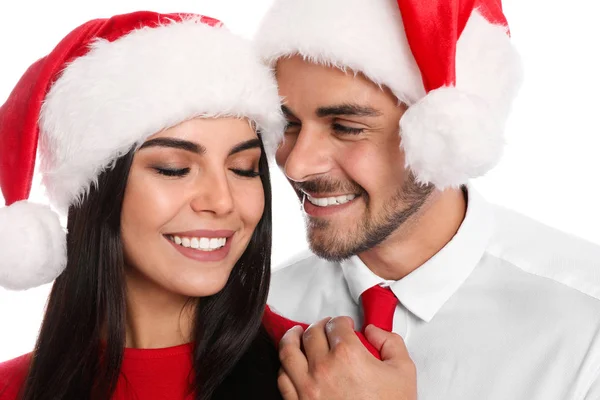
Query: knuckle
[[401, 358, 417, 377], [277, 372, 286, 387], [279, 346, 296, 365], [408, 360, 418, 376], [395, 334, 408, 347], [279, 334, 293, 348], [301, 380, 322, 400], [331, 341, 354, 361], [311, 359, 331, 379], [391, 331, 405, 341], [277, 373, 290, 390], [277, 376, 297, 399]]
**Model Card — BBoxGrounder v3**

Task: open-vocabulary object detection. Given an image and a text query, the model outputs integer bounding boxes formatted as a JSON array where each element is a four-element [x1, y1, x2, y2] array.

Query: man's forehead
[[276, 56, 371, 88], [276, 56, 398, 115]]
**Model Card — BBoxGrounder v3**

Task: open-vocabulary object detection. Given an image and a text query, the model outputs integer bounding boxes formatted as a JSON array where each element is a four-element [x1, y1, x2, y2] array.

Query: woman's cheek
[[235, 181, 265, 229]]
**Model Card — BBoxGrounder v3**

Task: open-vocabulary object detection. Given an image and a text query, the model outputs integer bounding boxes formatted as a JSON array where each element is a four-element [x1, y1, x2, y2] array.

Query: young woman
[[0, 11, 284, 399]]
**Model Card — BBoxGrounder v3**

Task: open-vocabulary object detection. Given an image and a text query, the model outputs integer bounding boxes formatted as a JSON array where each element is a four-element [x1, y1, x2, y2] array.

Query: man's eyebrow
[[139, 138, 206, 155], [316, 104, 382, 118], [229, 138, 262, 156]]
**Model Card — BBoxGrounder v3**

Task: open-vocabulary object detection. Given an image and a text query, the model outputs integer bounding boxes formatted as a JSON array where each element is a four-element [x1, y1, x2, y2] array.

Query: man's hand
[[277, 316, 417, 400]]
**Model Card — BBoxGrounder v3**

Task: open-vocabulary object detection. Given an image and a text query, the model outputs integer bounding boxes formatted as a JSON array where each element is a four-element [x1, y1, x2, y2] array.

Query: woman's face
[[120, 117, 265, 297]]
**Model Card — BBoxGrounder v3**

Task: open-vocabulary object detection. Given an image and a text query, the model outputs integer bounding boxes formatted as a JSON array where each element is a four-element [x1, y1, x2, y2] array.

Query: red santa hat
[[254, 0, 523, 189], [0, 11, 284, 290]]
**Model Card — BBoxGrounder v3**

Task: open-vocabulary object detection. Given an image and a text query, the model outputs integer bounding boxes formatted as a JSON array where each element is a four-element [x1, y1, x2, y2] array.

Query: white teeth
[[314, 197, 327, 207], [199, 237, 210, 250], [306, 194, 357, 207], [169, 235, 227, 251]]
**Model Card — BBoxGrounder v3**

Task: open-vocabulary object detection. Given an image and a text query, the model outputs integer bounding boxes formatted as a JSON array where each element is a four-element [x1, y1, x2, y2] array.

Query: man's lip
[[165, 230, 235, 238], [302, 195, 358, 217], [301, 191, 360, 199]]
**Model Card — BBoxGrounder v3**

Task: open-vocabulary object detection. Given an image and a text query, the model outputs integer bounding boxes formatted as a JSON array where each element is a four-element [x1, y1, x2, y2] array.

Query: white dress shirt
[[268, 186, 600, 400]]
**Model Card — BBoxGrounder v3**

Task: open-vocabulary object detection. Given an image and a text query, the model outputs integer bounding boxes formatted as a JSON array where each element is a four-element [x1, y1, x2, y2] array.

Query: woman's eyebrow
[[229, 138, 262, 156], [139, 138, 206, 155]]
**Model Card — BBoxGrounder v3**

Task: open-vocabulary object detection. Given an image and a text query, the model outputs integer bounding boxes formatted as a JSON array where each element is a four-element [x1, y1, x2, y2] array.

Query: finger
[[324, 316, 363, 350], [364, 324, 410, 363], [278, 368, 299, 400], [302, 317, 332, 368], [279, 325, 309, 386]]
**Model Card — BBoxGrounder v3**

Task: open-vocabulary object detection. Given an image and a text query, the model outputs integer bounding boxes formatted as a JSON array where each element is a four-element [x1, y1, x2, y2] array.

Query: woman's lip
[[166, 235, 232, 262], [165, 230, 235, 238]]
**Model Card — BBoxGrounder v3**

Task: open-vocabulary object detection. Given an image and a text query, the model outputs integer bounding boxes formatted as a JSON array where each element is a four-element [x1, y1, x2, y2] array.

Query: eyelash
[[285, 121, 300, 130], [231, 168, 261, 178], [156, 167, 260, 179], [285, 121, 364, 135], [333, 123, 364, 135], [155, 167, 190, 177]]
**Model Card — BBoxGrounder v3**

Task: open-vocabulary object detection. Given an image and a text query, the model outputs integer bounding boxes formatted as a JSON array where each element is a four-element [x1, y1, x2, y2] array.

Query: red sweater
[[0, 343, 195, 399]]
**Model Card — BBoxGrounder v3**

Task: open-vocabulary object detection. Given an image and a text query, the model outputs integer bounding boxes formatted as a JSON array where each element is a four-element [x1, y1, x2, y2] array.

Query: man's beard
[[296, 174, 434, 262]]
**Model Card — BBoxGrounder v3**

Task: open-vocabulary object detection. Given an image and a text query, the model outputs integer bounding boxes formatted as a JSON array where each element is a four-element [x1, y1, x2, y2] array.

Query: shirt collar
[[340, 184, 494, 322]]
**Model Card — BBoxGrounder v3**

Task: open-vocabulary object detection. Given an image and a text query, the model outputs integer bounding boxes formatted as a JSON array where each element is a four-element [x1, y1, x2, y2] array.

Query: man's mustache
[[292, 178, 364, 195]]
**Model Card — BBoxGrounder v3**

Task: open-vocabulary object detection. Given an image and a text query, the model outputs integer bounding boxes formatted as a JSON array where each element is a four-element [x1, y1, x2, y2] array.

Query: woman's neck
[[123, 267, 196, 349]]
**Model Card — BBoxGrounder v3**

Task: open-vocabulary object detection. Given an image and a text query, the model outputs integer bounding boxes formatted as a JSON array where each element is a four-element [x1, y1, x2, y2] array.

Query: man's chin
[[307, 229, 357, 262]]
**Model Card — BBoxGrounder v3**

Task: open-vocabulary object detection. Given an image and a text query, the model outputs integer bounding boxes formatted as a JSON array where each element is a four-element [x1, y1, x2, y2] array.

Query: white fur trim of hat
[[254, 0, 523, 188], [0, 12, 284, 290]]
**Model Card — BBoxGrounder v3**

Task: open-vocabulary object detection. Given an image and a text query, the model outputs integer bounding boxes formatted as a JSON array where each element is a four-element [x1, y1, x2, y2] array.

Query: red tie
[[360, 285, 398, 332]]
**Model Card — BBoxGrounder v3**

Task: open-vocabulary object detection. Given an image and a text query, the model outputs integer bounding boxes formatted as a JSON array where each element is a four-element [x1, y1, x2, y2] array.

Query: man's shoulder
[[0, 353, 31, 399], [272, 250, 338, 282], [487, 204, 600, 301], [268, 250, 346, 317]]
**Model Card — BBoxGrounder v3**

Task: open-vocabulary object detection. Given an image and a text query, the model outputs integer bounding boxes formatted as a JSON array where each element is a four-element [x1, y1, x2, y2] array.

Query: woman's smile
[[164, 229, 236, 262]]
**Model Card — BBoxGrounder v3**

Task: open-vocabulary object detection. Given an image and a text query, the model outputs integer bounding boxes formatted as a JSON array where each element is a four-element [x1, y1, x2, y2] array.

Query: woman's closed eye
[[153, 166, 191, 177], [230, 168, 261, 178], [152, 165, 259, 178]]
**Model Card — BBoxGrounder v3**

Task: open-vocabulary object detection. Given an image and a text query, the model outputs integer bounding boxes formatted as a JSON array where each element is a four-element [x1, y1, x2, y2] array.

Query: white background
[[0, 0, 598, 362]]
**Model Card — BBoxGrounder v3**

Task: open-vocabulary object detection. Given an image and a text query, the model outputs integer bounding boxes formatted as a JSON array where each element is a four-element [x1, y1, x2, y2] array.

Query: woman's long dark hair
[[19, 136, 276, 400]]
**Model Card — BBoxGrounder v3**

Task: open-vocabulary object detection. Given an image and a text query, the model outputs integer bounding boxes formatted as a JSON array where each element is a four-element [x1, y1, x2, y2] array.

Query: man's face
[[275, 56, 433, 261]]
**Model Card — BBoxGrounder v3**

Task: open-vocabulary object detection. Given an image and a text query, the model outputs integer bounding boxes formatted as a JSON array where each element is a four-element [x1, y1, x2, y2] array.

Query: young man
[[256, 0, 600, 398]]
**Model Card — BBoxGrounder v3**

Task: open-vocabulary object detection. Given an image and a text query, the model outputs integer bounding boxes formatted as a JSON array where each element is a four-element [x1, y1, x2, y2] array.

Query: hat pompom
[[400, 87, 505, 189], [0, 201, 67, 290]]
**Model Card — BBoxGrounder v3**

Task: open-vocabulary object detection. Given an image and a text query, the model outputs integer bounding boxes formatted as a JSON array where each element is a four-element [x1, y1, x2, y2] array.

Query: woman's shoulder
[[0, 353, 31, 399]]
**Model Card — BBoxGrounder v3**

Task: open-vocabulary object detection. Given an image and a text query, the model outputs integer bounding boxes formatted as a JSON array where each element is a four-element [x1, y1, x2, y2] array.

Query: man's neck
[[358, 187, 467, 281]]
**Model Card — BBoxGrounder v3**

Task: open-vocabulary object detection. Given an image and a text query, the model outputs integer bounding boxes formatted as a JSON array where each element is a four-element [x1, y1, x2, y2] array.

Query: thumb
[[364, 324, 410, 362]]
